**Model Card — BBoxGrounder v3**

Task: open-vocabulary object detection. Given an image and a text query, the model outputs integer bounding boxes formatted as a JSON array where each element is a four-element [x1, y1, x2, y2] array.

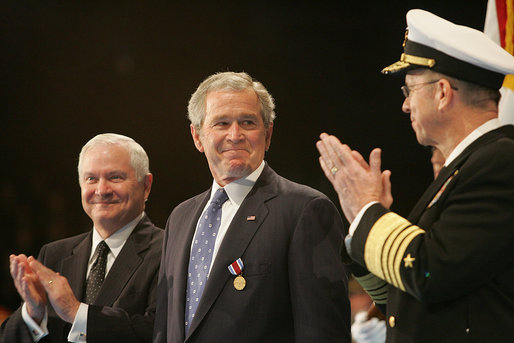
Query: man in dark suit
[[1, 133, 163, 343], [153, 72, 351, 343], [317, 9, 514, 343]]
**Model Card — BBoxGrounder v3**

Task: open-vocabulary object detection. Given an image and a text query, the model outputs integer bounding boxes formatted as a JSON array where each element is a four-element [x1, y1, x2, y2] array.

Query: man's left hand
[[316, 133, 392, 223], [28, 256, 81, 323]]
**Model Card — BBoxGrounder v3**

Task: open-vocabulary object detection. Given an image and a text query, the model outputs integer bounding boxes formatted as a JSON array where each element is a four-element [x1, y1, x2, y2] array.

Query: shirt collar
[[91, 212, 144, 261], [211, 161, 265, 206], [445, 118, 502, 166]]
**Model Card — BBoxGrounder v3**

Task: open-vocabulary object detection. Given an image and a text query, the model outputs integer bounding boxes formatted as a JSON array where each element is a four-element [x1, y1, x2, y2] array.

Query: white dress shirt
[[190, 161, 265, 275]]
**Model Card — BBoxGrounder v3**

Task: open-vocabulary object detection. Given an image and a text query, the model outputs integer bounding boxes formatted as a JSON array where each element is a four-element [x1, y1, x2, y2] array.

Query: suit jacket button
[[388, 315, 396, 328]]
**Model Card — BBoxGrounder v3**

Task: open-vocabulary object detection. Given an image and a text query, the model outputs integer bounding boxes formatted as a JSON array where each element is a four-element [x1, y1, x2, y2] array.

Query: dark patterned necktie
[[84, 240, 109, 304], [185, 188, 229, 333]]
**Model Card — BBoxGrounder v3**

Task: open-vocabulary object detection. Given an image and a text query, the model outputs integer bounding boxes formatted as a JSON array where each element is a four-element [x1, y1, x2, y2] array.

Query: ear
[[436, 78, 455, 111], [191, 124, 204, 153], [143, 173, 153, 200], [265, 122, 273, 152]]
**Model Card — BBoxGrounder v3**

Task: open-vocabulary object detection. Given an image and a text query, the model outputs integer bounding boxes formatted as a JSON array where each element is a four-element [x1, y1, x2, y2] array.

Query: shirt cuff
[[349, 201, 379, 236], [21, 302, 48, 342], [67, 303, 88, 343]]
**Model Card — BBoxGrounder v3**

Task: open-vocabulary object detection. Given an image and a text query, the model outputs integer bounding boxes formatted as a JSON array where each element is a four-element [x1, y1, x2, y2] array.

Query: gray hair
[[422, 69, 501, 109], [188, 71, 276, 130], [78, 133, 150, 182]]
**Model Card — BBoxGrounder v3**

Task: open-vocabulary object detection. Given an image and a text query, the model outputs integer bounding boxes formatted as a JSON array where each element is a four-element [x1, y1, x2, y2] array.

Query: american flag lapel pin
[[246, 215, 256, 221]]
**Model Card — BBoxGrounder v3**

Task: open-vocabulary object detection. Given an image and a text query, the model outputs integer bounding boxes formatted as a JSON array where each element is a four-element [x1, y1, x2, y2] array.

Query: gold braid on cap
[[382, 30, 436, 74], [382, 53, 436, 74], [401, 53, 436, 68]]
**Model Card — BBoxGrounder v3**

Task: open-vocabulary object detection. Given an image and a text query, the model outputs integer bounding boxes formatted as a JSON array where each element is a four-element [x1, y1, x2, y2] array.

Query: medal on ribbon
[[228, 258, 246, 291], [428, 169, 459, 208]]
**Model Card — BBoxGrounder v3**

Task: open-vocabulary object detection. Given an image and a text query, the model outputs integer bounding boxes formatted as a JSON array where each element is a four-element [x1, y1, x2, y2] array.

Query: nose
[[95, 178, 112, 197], [402, 97, 411, 114], [227, 122, 243, 142]]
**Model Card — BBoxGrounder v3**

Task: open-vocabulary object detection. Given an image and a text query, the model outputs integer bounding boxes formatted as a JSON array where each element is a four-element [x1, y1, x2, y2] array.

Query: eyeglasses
[[401, 79, 458, 98], [401, 80, 439, 98]]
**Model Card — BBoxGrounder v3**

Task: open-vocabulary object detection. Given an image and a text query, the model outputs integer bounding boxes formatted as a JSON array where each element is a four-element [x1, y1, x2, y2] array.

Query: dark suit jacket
[[153, 164, 351, 343], [350, 125, 514, 342], [0, 214, 163, 343]]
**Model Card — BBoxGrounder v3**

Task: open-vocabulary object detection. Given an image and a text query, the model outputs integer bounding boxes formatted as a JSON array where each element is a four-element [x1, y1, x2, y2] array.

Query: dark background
[[0, 1, 487, 311]]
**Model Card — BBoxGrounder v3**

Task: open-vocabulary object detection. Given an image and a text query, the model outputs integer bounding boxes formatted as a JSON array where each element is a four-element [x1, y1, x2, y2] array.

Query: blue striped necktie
[[185, 188, 229, 332]]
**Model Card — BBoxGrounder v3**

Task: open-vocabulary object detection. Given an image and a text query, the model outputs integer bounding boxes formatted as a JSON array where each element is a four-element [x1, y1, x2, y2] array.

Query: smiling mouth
[[222, 148, 249, 153], [91, 200, 121, 205]]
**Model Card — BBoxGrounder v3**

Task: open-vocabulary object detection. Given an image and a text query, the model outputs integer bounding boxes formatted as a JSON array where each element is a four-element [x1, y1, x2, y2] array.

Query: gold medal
[[233, 275, 246, 291]]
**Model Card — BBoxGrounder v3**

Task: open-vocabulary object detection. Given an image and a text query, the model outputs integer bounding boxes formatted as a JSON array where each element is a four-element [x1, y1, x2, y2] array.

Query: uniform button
[[388, 315, 396, 328]]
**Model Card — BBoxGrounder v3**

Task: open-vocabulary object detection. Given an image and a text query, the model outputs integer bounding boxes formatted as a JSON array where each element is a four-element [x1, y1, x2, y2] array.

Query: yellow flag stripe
[[503, 0, 514, 90], [503, 74, 514, 90]]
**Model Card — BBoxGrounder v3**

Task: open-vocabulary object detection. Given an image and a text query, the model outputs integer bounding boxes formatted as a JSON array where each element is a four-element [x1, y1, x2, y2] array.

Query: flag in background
[[484, 0, 514, 124]]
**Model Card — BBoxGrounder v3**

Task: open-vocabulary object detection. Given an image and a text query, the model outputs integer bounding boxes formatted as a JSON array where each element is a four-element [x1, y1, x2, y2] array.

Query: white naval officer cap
[[382, 9, 514, 89]]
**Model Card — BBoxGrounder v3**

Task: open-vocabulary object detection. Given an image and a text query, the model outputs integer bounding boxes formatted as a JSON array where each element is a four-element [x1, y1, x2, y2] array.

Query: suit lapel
[[60, 233, 92, 302], [177, 191, 211, 340], [186, 165, 278, 338], [94, 217, 152, 306], [407, 165, 456, 223], [408, 125, 514, 224]]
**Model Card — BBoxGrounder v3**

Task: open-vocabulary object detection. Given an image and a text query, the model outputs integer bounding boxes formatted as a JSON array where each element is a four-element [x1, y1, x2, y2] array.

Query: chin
[[226, 162, 253, 178], [91, 207, 120, 219], [92, 214, 119, 223]]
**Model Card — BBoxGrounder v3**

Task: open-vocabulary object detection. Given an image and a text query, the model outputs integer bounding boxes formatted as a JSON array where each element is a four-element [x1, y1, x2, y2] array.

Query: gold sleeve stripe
[[369, 295, 388, 304], [364, 212, 405, 280], [354, 272, 387, 290], [366, 288, 388, 299], [388, 226, 424, 290], [381, 221, 411, 287], [393, 228, 425, 291], [364, 212, 425, 292], [365, 213, 409, 280], [354, 273, 389, 304]]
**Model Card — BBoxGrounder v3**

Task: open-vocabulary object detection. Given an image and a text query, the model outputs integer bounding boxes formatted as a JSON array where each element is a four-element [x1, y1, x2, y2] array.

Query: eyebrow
[[82, 170, 128, 177]]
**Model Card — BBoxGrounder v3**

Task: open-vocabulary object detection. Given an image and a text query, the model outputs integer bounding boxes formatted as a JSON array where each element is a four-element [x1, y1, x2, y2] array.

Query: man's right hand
[[9, 254, 47, 324]]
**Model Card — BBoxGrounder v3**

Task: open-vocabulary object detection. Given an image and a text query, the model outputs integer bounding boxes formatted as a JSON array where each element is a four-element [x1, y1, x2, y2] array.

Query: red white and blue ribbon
[[228, 258, 244, 276], [428, 169, 459, 208]]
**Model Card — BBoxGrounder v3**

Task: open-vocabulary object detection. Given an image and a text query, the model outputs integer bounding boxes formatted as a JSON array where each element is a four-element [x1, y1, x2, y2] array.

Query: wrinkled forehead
[[405, 68, 433, 83], [205, 90, 261, 118], [79, 144, 132, 172]]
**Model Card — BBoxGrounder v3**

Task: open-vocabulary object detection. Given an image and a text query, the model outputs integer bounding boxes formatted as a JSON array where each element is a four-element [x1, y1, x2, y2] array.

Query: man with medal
[[153, 71, 351, 342]]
